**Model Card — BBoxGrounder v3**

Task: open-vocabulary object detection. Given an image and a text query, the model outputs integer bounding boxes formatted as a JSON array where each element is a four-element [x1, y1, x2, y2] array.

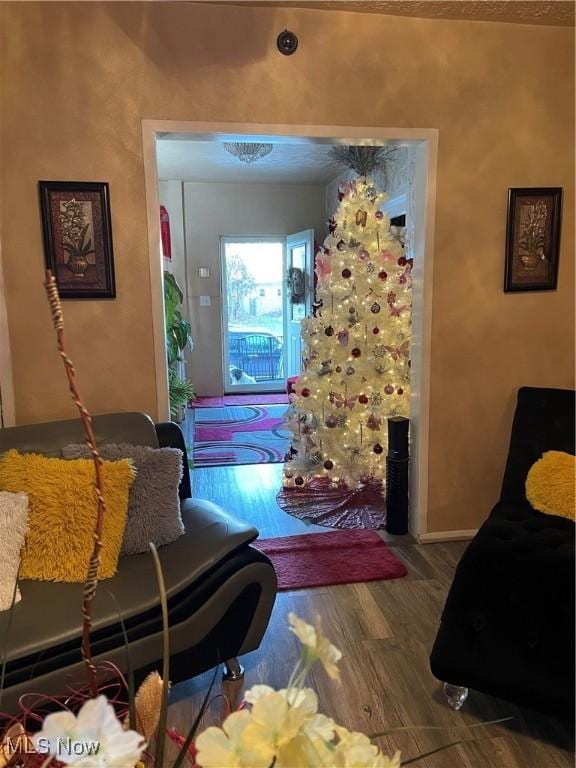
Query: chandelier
[[223, 142, 273, 164]]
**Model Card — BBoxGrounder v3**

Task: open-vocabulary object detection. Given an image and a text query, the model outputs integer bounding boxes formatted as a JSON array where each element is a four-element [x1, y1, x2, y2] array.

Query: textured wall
[[1, 2, 573, 531]]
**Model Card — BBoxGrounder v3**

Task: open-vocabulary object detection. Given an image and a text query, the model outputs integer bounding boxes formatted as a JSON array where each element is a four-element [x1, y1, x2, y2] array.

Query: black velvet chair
[[430, 387, 575, 718]]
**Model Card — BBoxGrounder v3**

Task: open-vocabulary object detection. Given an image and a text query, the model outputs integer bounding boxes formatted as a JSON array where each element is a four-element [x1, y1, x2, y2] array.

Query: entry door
[[285, 229, 314, 378]]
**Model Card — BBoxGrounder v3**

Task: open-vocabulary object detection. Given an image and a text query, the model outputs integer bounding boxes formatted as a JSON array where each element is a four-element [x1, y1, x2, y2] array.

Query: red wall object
[[160, 205, 171, 260]]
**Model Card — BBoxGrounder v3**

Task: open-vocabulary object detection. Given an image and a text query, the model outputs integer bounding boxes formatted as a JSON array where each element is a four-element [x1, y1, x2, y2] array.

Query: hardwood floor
[[167, 462, 574, 767]]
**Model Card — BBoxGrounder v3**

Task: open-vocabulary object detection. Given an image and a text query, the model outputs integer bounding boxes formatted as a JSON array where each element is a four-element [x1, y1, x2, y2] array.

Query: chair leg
[[443, 682, 469, 710], [223, 658, 245, 682]]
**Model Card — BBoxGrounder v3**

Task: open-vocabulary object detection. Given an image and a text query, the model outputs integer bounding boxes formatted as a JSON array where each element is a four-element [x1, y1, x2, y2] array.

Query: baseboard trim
[[418, 529, 478, 544]]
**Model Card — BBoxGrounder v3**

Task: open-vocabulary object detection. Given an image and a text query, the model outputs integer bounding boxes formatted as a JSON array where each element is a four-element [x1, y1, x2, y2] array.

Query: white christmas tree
[[283, 174, 412, 490]]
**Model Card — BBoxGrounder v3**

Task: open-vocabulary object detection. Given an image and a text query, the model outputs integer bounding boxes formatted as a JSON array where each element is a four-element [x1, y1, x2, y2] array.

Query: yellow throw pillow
[[0, 450, 136, 582], [525, 450, 575, 522]]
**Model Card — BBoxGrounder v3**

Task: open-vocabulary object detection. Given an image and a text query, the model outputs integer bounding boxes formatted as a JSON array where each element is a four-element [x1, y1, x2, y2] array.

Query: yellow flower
[[288, 612, 343, 681], [241, 690, 311, 763], [333, 728, 401, 768], [195, 710, 265, 768]]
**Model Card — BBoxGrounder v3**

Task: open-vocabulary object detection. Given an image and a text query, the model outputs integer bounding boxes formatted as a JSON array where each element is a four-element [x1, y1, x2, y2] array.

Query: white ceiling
[[156, 139, 352, 185]]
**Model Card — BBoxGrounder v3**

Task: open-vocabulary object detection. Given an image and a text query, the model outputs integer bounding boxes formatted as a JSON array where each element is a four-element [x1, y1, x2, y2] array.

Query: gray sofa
[[0, 412, 277, 713]]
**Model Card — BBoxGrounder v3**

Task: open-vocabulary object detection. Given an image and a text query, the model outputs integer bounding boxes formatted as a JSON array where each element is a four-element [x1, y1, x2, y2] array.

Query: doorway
[[143, 121, 438, 538], [221, 237, 285, 393]]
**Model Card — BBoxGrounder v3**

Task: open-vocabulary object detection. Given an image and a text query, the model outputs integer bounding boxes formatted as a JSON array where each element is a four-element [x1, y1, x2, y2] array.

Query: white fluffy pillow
[[0, 491, 29, 610]]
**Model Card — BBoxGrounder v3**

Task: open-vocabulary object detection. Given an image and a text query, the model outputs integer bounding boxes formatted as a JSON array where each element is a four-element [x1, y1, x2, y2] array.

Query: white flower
[[33, 695, 146, 767], [288, 612, 343, 681]]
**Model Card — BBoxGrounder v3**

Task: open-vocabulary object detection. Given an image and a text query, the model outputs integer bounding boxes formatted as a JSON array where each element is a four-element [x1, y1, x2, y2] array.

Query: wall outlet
[[199, 296, 211, 307], [198, 267, 210, 278]]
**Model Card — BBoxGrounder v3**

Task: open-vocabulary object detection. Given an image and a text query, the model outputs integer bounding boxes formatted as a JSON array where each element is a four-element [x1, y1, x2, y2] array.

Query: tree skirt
[[193, 405, 290, 467], [253, 530, 407, 590], [276, 477, 387, 530]]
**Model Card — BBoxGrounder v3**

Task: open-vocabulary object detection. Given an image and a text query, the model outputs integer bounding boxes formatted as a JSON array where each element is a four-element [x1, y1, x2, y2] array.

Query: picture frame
[[39, 181, 116, 299], [504, 187, 562, 292]]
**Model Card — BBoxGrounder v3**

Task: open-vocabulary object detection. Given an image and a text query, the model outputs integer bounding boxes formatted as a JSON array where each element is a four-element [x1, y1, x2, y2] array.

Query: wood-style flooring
[[167, 461, 574, 767]]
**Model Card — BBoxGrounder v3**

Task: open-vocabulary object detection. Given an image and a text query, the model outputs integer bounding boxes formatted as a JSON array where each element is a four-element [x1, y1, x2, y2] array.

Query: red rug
[[253, 530, 407, 591]]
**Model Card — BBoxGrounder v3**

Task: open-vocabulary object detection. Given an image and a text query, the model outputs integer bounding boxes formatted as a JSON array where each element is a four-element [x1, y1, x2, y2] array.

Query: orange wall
[[1, 2, 574, 532]]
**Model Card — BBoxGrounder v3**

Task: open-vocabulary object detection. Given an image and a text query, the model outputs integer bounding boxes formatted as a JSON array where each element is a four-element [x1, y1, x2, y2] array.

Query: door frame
[[285, 228, 314, 380], [220, 235, 286, 394], [142, 120, 438, 538]]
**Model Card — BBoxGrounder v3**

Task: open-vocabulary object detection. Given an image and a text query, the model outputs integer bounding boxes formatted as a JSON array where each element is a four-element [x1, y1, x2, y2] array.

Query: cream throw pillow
[[0, 491, 29, 610]]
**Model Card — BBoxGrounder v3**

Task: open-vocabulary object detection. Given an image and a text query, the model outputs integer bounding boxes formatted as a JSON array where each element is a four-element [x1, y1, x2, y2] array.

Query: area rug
[[253, 530, 407, 591], [191, 394, 289, 408], [277, 477, 387, 530], [193, 404, 290, 467]]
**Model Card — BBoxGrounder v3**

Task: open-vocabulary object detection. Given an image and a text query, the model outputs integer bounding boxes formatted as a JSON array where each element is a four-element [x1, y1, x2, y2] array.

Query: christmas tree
[[283, 174, 412, 491]]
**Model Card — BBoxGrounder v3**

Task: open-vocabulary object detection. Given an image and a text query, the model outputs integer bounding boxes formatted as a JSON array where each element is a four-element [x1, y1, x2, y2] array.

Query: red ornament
[[378, 271, 388, 281], [295, 476, 305, 486], [323, 459, 334, 470], [325, 414, 338, 428], [301, 387, 310, 398], [373, 443, 384, 454], [397, 387, 404, 395], [351, 347, 361, 358], [398, 256, 407, 266], [372, 327, 380, 335], [375, 210, 384, 220], [335, 366, 342, 373], [358, 394, 369, 404], [384, 384, 394, 395], [342, 268, 352, 279]]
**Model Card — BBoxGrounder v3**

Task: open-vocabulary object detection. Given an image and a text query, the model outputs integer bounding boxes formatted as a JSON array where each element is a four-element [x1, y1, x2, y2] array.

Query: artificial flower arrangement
[[26, 613, 400, 768], [0, 272, 506, 767]]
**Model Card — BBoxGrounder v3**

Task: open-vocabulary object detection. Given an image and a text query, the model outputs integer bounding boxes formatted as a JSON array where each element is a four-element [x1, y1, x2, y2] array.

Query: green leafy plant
[[168, 369, 195, 419], [164, 272, 195, 418]]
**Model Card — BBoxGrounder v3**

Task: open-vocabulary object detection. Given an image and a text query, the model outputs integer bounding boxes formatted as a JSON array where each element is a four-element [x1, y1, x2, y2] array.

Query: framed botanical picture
[[39, 181, 116, 298], [504, 187, 562, 292]]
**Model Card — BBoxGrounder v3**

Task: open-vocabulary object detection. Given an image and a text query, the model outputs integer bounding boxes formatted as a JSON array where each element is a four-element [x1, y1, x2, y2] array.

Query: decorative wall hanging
[[504, 187, 562, 292], [160, 205, 172, 261], [39, 181, 115, 298]]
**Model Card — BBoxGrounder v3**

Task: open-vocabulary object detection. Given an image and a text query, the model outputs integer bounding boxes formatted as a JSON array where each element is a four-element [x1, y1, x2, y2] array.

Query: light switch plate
[[199, 296, 211, 306], [198, 267, 210, 278]]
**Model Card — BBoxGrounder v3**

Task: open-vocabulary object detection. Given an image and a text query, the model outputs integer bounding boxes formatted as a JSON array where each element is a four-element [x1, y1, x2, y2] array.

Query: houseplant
[[164, 271, 195, 420]]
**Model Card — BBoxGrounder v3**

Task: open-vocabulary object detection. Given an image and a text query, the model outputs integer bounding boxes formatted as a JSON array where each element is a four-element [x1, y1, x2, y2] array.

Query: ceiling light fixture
[[223, 142, 273, 164]]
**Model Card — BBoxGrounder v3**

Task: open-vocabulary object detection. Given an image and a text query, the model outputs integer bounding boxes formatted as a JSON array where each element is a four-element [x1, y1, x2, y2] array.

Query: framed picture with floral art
[[39, 181, 116, 298], [504, 187, 562, 292]]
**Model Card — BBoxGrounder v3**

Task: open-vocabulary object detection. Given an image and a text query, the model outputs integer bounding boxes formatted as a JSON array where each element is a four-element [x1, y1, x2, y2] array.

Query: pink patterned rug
[[193, 405, 290, 467], [191, 394, 289, 408], [253, 530, 407, 590]]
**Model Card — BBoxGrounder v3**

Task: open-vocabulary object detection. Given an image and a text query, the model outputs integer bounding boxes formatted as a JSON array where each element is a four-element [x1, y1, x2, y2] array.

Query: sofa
[[430, 387, 575, 718], [0, 412, 277, 713]]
